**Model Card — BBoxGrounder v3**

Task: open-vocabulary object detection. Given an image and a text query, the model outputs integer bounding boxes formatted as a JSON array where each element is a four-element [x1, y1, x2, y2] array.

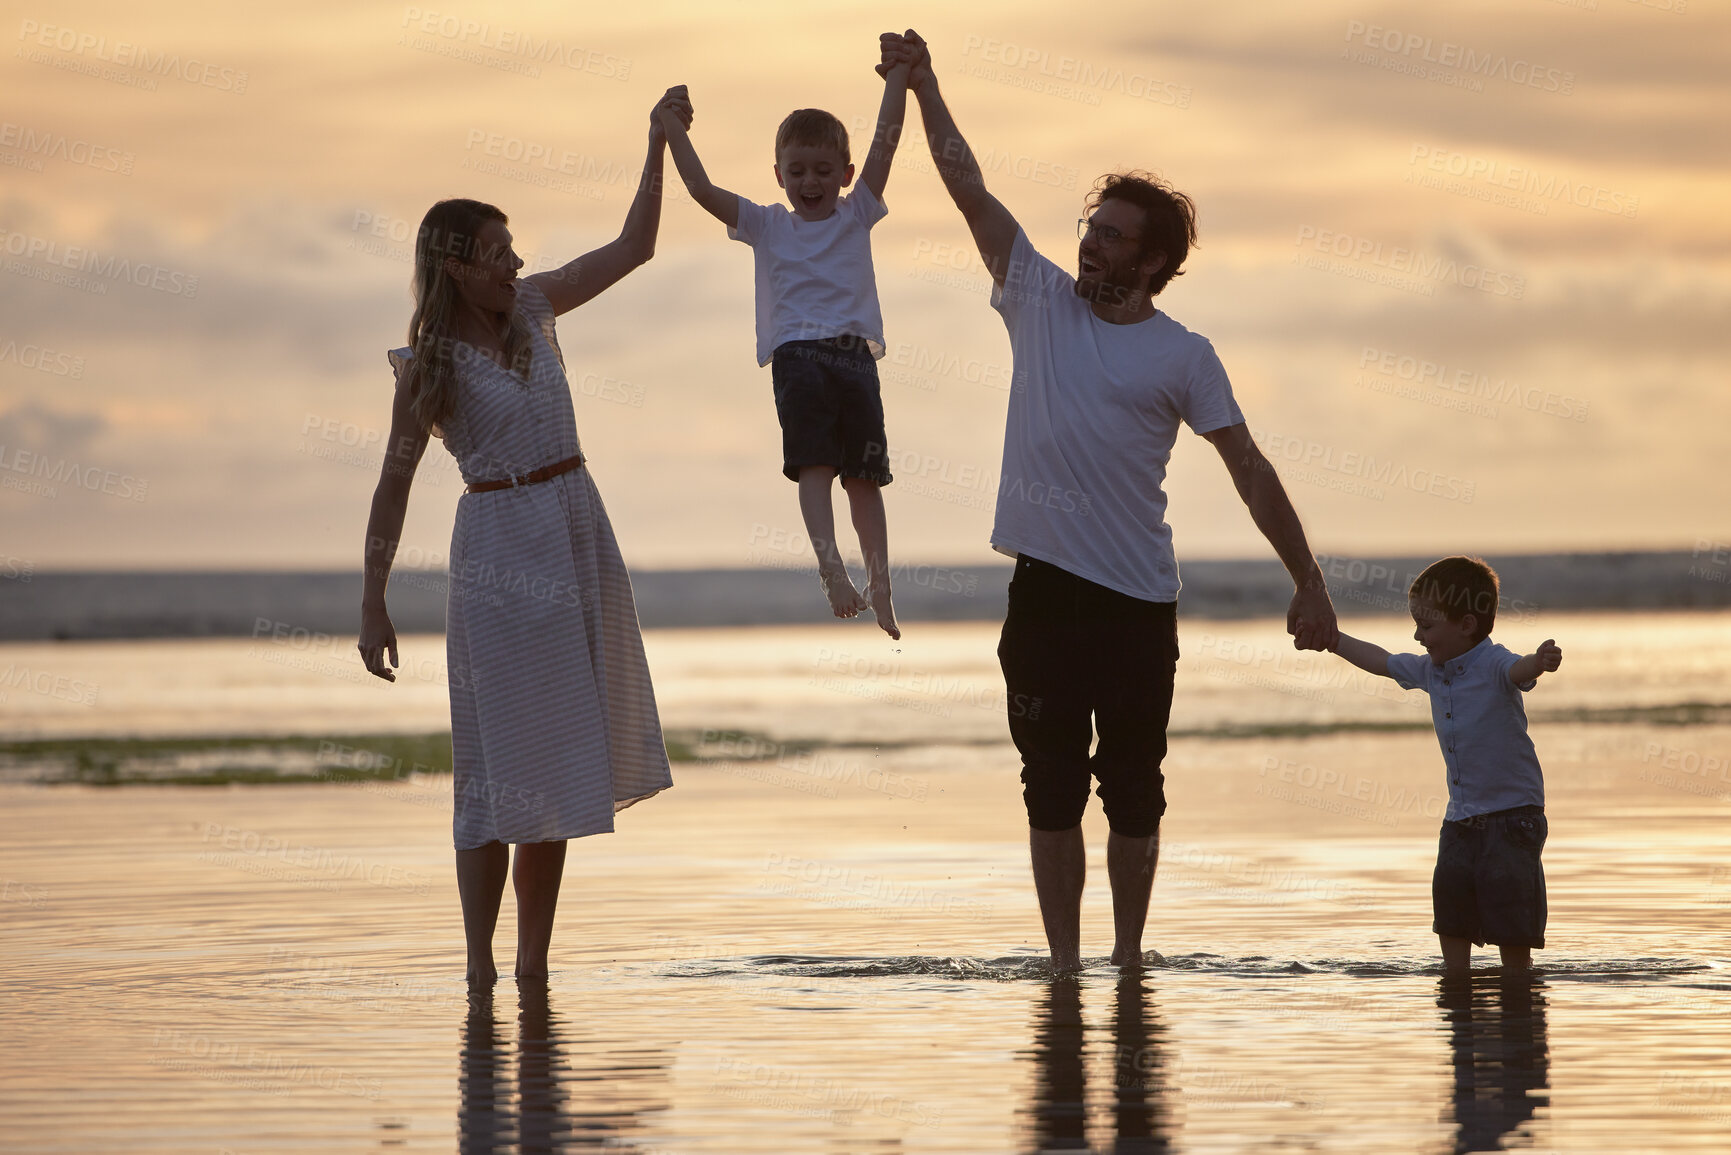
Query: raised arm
[[859, 53, 910, 201], [1509, 639, 1562, 685], [1331, 631, 1392, 678], [888, 32, 1018, 284], [656, 86, 741, 229], [1201, 422, 1339, 651], [358, 364, 432, 681], [529, 86, 689, 316]]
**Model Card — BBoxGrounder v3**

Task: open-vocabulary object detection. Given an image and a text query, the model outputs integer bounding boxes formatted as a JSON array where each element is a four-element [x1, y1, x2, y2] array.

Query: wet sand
[[4, 721, 1730, 1152]]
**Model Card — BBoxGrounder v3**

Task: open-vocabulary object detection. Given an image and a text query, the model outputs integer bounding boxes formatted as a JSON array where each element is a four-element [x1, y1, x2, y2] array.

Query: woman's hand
[[652, 84, 693, 143], [359, 604, 400, 682]]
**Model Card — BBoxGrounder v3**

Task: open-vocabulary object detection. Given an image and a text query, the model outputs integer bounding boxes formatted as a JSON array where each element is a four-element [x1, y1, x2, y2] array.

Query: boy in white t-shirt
[[655, 53, 912, 638]]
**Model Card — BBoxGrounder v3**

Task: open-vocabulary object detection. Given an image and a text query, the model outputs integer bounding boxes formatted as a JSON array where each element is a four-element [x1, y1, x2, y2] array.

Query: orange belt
[[466, 453, 585, 493]]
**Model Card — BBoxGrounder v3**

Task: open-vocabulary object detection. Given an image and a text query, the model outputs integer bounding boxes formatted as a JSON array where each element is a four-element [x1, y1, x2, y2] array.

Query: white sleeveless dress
[[388, 279, 671, 849]]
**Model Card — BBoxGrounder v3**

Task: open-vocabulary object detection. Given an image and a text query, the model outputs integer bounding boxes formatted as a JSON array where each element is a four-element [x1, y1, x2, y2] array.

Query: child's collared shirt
[[1387, 637, 1544, 821], [729, 185, 887, 367]]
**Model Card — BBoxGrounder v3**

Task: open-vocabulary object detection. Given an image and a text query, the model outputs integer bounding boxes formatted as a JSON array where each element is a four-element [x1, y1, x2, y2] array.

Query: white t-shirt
[[729, 184, 888, 367], [990, 228, 1245, 602]]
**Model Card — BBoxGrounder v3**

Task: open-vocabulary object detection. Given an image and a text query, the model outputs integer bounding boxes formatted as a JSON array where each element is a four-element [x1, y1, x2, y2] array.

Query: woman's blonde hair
[[404, 198, 534, 434]]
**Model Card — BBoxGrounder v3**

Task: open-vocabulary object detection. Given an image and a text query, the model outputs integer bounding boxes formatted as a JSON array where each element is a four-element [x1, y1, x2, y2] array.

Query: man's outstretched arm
[[1201, 422, 1339, 651], [889, 31, 1019, 284]]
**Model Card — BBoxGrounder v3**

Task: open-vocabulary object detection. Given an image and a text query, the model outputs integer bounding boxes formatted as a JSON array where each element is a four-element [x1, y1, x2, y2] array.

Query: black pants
[[997, 555, 1179, 837]]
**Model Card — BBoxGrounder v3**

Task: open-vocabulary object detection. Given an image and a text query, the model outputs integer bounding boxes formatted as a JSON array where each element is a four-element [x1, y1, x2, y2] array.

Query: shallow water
[[3, 613, 1731, 1150], [4, 730, 1731, 1151]]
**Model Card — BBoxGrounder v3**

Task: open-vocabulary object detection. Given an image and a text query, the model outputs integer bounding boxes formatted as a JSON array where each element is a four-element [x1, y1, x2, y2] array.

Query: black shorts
[[1433, 805, 1547, 949], [996, 555, 1179, 838], [769, 337, 892, 485]]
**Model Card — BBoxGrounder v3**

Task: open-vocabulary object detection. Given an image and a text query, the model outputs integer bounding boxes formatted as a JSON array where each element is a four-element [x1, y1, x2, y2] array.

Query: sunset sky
[[1, 0, 1725, 573]]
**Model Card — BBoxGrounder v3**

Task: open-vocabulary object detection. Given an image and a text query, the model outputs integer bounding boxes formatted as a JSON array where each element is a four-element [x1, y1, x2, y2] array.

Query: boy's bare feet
[[467, 961, 498, 985], [820, 569, 867, 618], [867, 582, 900, 639]]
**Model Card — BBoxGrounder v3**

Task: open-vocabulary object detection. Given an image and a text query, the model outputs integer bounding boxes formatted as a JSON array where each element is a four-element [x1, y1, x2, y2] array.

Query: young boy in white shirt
[[1329, 556, 1563, 975], [655, 52, 912, 638]]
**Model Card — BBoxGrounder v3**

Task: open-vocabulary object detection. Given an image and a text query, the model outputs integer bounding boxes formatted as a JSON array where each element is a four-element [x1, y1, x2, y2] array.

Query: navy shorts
[[997, 555, 1179, 838], [1433, 805, 1547, 949], [769, 337, 891, 485]]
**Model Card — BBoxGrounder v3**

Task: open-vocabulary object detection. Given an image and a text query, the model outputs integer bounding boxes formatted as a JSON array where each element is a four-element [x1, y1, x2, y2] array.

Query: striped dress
[[388, 279, 671, 849]]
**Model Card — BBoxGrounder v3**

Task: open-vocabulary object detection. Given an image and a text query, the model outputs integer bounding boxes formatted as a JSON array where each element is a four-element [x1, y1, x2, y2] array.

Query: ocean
[[1, 611, 1729, 1151]]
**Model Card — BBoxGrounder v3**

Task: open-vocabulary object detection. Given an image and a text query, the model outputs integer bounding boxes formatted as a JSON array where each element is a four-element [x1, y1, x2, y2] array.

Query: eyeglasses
[[1077, 217, 1139, 245]]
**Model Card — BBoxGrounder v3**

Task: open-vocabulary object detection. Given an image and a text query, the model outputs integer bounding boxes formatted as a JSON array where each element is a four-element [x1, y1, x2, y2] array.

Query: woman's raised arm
[[530, 87, 691, 316]]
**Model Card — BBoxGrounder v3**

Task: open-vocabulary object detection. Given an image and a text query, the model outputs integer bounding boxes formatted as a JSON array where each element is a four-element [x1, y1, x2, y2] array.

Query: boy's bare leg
[[798, 465, 866, 618], [512, 839, 568, 979], [1107, 829, 1159, 966], [456, 840, 509, 983], [1030, 825, 1085, 972], [1498, 944, 1533, 971], [1439, 934, 1473, 976], [842, 475, 898, 639]]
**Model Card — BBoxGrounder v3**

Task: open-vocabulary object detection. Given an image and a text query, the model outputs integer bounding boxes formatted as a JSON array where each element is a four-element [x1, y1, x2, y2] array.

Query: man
[[882, 32, 1340, 970]]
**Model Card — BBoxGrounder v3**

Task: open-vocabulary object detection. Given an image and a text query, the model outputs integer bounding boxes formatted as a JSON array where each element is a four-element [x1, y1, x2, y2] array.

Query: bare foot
[[1111, 946, 1162, 968], [819, 569, 866, 618], [866, 583, 900, 639], [467, 961, 498, 985]]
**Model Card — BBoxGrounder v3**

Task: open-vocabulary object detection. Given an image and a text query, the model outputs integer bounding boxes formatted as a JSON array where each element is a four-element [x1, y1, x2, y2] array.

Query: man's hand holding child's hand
[[654, 85, 694, 135], [877, 30, 930, 89]]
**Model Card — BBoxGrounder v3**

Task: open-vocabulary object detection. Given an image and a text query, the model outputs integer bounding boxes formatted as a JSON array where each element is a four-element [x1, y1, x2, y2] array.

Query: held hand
[[358, 606, 400, 683], [1287, 582, 1340, 652], [1534, 638, 1562, 672], [877, 30, 929, 88], [903, 29, 932, 90], [652, 85, 693, 136]]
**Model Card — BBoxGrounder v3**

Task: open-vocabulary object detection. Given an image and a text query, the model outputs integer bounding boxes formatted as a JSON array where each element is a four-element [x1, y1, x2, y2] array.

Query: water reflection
[[1437, 974, 1551, 1154], [460, 980, 670, 1153], [1023, 969, 1174, 1152]]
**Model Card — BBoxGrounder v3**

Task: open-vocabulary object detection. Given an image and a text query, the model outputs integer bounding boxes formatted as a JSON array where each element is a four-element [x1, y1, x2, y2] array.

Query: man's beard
[[1074, 271, 1148, 311]]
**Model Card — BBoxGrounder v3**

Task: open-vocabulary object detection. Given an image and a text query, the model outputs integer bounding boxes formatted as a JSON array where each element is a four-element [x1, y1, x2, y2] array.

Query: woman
[[359, 88, 690, 984]]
